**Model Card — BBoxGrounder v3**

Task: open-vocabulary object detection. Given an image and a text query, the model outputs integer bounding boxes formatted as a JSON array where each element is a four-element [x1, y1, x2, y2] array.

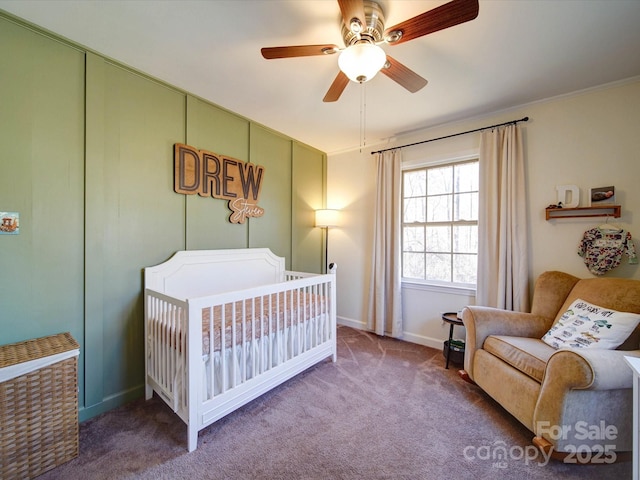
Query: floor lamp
[[315, 209, 340, 273]]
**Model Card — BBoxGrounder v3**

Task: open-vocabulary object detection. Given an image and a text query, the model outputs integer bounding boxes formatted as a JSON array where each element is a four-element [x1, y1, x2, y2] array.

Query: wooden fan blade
[[380, 56, 428, 93], [338, 0, 367, 34], [383, 0, 479, 46], [323, 71, 350, 102], [261, 44, 339, 59]]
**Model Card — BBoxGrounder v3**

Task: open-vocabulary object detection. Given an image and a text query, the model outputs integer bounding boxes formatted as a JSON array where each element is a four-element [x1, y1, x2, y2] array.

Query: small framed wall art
[[589, 186, 615, 206], [0, 211, 19, 235]]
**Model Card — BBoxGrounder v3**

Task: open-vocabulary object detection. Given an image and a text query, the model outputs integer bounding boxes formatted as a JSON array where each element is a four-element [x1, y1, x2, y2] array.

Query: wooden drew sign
[[174, 143, 265, 224]]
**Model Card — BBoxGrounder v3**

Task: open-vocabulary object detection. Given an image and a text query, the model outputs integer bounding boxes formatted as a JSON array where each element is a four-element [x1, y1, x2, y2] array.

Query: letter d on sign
[[175, 143, 201, 194]]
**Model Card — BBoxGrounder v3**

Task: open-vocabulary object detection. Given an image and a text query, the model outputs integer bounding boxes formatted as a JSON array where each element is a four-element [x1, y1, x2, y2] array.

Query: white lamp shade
[[338, 43, 387, 83], [315, 209, 340, 228]]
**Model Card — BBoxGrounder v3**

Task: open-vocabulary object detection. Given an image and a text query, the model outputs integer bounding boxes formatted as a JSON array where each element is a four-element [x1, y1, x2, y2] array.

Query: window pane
[[425, 253, 451, 282], [455, 162, 479, 192], [426, 194, 451, 222], [401, 159, 478, 286], [453, 225, 478, 253], [427, 166, 452, 195], [403, 252, 425, 279], [404, 197, 425, 223], [404, 170, 426, 197], [404, 226, 424, 252], [425, 226, 451, 252], [453, 254, 477, 284], [454, 192, 478, 221]]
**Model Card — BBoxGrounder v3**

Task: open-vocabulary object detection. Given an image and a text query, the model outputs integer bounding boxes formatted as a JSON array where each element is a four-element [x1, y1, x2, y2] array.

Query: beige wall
[[328, 78, 640, 350]]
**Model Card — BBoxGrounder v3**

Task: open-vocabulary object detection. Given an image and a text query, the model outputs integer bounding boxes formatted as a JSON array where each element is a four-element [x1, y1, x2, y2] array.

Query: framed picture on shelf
[[589, 186, 615, 206]]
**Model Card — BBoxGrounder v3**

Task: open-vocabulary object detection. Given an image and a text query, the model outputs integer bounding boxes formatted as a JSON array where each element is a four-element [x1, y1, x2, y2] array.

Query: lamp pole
[[323, 226, 329, 273], [315, 209, 340, 274]]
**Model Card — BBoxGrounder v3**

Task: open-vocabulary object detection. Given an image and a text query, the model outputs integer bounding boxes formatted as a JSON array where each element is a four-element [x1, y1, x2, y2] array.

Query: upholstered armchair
[[462, 271, 640, 459]]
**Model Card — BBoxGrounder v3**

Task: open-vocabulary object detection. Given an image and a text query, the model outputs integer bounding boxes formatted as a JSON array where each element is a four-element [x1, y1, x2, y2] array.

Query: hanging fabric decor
[[577, 225, 638, 275]]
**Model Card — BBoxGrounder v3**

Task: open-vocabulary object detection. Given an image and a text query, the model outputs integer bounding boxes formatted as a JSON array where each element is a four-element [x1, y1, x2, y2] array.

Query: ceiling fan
[[261, 0, 479, 102]]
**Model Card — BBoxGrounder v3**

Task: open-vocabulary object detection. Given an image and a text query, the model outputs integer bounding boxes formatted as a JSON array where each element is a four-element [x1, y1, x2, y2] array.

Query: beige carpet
[[38, 326, 631, 479]]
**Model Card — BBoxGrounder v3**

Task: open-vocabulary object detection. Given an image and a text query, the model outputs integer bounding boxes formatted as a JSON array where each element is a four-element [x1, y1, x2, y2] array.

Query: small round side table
[[442, 312, 464, 369]]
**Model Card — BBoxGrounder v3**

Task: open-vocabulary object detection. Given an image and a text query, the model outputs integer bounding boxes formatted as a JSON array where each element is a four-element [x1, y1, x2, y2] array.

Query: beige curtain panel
[[368, 149, 403, 337], [477, 124, 530, 311]]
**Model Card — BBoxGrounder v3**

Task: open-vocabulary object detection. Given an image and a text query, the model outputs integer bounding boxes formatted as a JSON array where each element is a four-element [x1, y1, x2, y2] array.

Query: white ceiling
[[2, 0, 640, 154]]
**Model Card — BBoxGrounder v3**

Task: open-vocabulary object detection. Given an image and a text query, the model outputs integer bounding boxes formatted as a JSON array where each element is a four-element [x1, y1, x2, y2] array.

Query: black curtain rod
[[370, 116, 529, 155]]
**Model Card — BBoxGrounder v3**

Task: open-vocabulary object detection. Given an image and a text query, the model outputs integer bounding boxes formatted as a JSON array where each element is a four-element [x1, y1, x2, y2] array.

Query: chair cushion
[[483, 336, 556, 383]]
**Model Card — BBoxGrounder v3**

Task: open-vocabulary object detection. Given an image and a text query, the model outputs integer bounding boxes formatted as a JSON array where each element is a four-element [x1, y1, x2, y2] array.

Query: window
[[402, 160, 478, 287]]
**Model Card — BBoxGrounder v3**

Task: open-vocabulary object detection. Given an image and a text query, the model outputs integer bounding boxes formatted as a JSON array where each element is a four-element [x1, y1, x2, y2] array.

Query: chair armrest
[[462, 306, 552, 380], [534, 348, 640, 445], [551, 348, 640, 390]]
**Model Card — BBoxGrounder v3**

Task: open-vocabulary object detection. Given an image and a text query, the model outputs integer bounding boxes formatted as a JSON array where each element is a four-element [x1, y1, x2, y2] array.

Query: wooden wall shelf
[[545, 205, 621, 220]]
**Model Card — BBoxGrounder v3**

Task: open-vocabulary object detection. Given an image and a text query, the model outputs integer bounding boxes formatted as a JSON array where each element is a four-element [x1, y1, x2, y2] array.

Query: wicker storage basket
[[0, 332, 80, 480]]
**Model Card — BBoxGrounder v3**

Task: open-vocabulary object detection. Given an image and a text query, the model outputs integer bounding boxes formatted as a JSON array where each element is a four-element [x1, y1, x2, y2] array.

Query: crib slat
[[161, 302, 168, 391], [241, 299, 246, 384], [251, 296, 257, 380], [277, 292, 280, 362], [205, 306, 212, 401], [221, 304, 227, 394], [307, 284, 313, 349], [231, 301, 237, 389], [320, 282, 326, 343], [267, 294, 273, 370], [175, 304, 181, 402], [283, 289, 289, 362], [258, 296, 263, 375], [296, 287, 303, 354]]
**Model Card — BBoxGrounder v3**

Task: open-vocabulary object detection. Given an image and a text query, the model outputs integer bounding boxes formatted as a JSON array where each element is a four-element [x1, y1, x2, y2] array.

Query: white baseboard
[[337, 316, 366, 330], [337, 316, 444, 351], [401, 332, 444, 351]]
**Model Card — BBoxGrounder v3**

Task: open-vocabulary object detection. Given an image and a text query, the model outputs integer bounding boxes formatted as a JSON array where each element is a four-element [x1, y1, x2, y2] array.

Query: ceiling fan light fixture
[[338, 43, 386, 83]]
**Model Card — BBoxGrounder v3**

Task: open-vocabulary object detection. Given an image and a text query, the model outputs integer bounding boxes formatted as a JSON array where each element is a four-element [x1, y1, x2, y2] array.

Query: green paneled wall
[[292, 143, 326, 273], [0, 18, 85, 386], [248, 124, 293, 263], [84, 55, 188, 415], [0, 13, 326, 421], [185, 95, 249, 250]]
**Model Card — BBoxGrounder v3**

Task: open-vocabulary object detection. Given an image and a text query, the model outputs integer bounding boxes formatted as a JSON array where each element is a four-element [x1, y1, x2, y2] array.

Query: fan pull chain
[[359, 82, 367, 153]]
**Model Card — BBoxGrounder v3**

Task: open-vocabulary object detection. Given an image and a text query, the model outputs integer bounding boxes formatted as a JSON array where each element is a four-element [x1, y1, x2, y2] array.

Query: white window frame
[[401, 156, 479, 294]]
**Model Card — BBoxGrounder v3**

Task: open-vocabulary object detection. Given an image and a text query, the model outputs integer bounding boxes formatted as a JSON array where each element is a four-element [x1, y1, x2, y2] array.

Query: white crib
[[144, 248, 336, 452]]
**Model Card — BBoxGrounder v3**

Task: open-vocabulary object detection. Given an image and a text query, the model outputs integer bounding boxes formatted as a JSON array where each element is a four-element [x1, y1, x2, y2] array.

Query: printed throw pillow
[[542, 298, 640, 350]]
